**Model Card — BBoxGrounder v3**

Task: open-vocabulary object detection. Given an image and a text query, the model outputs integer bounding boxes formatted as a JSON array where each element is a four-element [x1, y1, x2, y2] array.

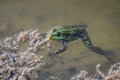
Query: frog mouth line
[[47, 35, 54, 40]]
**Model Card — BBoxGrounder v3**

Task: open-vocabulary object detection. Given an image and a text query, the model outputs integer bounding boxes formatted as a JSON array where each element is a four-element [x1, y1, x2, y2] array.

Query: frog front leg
[[80, 29, 105, 55], [48, 40, 67, 56]]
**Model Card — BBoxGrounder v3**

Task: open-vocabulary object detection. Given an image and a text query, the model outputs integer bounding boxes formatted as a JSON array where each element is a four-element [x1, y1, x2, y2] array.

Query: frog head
[[48, 28, 65, 40]]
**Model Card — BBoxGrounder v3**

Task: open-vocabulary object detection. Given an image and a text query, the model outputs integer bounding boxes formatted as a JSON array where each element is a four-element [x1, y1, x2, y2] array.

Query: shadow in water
[[92, 47, 116, 64]]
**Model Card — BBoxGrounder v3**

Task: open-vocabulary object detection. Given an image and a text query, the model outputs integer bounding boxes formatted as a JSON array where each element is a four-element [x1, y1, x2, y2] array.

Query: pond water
[[0, 0, 120, 80]]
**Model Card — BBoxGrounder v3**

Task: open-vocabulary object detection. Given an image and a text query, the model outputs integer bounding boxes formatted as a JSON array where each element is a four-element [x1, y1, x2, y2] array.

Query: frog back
[[62, 24, 87, 29], [59, 24, 87, 34]]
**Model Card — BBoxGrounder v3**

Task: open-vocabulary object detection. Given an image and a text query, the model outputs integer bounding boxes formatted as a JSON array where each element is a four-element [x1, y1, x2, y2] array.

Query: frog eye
[[56, 32, 61, 36]]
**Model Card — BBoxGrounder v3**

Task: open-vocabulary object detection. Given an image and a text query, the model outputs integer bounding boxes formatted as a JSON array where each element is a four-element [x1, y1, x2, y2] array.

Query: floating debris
[[70, 62, 120, 80], [0, 30, 50, 80], [0, 50, 45, 80], [47, 76, 61, 80]]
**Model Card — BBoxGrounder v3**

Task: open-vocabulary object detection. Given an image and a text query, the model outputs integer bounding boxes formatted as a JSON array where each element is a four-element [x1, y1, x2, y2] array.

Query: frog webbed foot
[[48, 40, 67, 56]]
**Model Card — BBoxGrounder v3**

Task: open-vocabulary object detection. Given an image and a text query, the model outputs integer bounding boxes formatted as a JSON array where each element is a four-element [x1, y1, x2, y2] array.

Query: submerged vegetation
[[0, 30, 47, 80], [70, 63, 120, 80], [0, 30, 119, 80], [47, 62, 120, 80]]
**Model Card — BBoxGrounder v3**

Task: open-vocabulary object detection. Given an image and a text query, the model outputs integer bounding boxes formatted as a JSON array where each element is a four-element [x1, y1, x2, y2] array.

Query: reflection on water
[[0, 0, 120, 80]]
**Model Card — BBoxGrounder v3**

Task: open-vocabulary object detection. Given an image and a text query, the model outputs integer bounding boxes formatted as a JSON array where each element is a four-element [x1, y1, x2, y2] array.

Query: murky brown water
[[0, 0, 120, 80]]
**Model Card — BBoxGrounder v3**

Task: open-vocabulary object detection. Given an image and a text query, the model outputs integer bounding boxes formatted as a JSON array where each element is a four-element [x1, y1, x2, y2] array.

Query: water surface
[[0, 0, 120, 79]]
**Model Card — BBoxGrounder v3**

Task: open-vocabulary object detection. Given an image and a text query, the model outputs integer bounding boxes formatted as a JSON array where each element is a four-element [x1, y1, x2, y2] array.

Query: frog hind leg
[[79, 29, 105, 55], [48, 40, 67, 56]]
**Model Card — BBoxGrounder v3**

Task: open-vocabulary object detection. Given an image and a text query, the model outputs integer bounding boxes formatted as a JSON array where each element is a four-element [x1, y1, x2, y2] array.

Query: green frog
[[48, 24, 106, 57]]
